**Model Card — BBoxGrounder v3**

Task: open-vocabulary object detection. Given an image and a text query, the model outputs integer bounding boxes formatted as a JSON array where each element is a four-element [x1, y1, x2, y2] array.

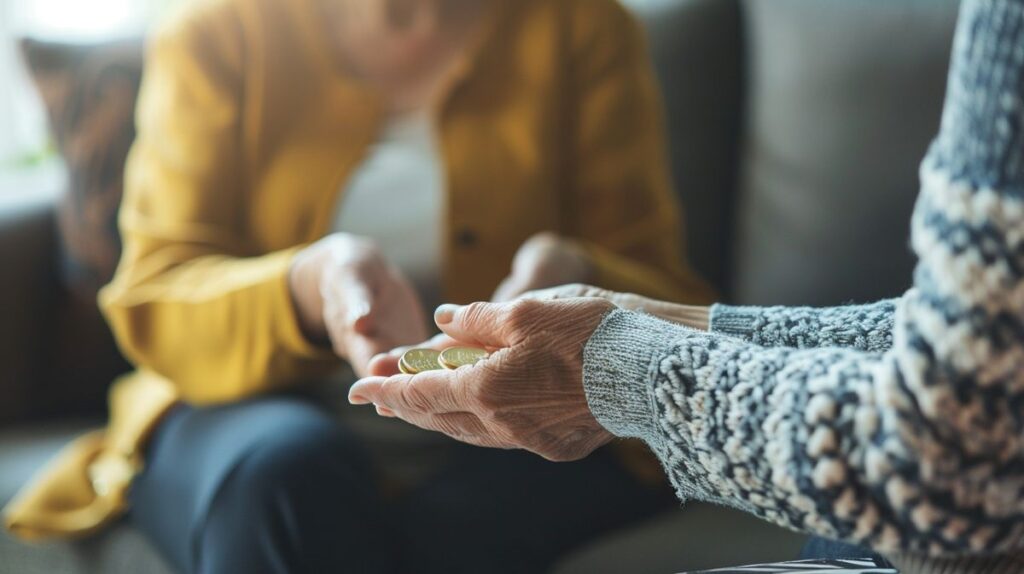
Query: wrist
[[626, 297, 710, 331], [288, 246, 329, 343], [670, 305, 710, 331]]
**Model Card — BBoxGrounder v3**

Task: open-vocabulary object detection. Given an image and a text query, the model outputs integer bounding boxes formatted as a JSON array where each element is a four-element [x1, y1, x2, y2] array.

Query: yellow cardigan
[[4, 0, 714, 540]]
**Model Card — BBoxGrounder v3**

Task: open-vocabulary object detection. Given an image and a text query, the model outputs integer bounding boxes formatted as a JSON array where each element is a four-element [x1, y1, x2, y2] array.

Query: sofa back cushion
[[732, 0, 960, 305], [19, 38, 142, 301], [625, 0, 744, 293]]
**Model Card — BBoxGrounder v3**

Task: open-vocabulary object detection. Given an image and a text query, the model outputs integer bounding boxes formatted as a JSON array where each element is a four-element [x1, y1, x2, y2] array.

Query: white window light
[[10, 0, 168, 41]]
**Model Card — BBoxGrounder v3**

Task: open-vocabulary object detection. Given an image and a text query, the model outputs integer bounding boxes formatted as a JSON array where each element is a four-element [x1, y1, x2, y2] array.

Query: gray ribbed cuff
[[582, 309, 681, 443], [709, 304, 762, 341]]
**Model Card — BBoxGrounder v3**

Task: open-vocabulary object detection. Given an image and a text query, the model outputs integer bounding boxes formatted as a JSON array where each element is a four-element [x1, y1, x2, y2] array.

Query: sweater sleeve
[[583, 0, 1024, 556], [100, 4, 339, 405], [709, 300, 896, 351]]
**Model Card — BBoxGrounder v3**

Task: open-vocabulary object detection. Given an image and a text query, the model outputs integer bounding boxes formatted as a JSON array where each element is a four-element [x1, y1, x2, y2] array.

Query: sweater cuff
[[582, 309, 681, 443], [709, 304, 761, 341]]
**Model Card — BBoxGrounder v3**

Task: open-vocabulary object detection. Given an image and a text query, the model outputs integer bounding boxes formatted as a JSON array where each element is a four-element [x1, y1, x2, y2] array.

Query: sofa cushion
[[19, 38, 142, 302], [732, 0, 961, 306]]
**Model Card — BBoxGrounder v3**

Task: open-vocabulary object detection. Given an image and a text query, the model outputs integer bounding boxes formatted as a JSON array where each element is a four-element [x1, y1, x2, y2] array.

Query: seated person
[[349, 0, 1024, 572], [3, 0, 715, 573]]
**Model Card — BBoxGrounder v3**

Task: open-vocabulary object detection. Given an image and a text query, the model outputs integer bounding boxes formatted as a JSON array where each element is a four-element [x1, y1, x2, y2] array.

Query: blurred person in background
[[3, 0, 714, 572]]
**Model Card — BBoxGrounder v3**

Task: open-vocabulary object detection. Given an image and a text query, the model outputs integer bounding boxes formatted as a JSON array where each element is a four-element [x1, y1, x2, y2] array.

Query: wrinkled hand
[[491, 233, 592, 302], [521, 284, 711, 331], [290, 233, 429, 377], [349, 297, 617, 461]]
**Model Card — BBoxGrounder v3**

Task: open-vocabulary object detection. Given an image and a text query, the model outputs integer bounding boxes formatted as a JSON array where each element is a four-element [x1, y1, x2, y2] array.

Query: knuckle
[[397, 380, 433, 413], [528, 231, 559, 245], [520, 232, 559, 256], [505, 298, 542, 331], [474, 394, 502, 421], [464, 365, 503, 418], [563, 283, 588, 296], [461, 301, 491, 327], [378, 378, 407, 405]]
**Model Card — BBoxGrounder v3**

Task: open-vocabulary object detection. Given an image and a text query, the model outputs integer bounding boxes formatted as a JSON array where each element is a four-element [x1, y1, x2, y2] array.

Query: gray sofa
[[0, 0, 961, 572]]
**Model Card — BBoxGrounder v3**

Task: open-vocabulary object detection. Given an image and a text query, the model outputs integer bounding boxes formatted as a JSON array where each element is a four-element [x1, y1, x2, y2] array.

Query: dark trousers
[[129, 397, 673, 574]]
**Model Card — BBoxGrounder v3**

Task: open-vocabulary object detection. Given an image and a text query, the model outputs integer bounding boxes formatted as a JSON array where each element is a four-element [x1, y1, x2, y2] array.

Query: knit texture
[[710, 300, 896, 351], [583, 0, 1024, 563]]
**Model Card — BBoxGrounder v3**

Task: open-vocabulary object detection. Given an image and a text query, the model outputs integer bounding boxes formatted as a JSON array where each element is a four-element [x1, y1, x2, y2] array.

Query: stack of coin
[[399, 346, 488, 375]]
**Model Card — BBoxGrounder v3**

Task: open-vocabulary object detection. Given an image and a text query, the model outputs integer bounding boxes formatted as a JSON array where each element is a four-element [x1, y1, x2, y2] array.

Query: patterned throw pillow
[[19, 38, 143, 300]]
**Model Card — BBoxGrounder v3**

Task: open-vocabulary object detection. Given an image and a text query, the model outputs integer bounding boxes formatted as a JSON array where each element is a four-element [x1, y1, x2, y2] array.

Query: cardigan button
[[456, 228, 479, 248]]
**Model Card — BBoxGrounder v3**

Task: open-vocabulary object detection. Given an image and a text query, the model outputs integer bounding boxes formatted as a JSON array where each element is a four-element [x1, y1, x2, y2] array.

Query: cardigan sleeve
[[709, 300, 897, 352], [100, 3, 338, 405], [583, 0, 1024, 556], [563, 0, 716, 306]]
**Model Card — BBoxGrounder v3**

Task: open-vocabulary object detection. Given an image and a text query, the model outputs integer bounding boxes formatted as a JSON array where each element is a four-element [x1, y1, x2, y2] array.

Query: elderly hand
[[290, 233, 429, 377], [521, 284, 711, 331], [349, 297, 617, 461], [491, 233, 593, 302], [365, 284, 710, 380]]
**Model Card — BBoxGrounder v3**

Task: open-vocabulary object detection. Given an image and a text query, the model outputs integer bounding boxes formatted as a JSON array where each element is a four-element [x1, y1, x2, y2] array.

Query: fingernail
[[349, 394, 370, 405], [435, 304, 461, 325]]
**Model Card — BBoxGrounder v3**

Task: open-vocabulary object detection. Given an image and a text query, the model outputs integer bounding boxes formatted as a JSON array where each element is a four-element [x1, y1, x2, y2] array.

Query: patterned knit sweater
[[582, 0, 1024, 570]]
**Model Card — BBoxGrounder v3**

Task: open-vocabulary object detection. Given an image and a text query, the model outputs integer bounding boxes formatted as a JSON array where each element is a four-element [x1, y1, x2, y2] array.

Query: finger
[[366, 333, 463, 376], [367, 352, 401, 377], [491, 275, 524, 303], [350, 370, 467, 415], [519, 284, 604, 302], [516, 285, 561, 301], [339, 274, 376, 335], [434, 301, 522, 348], [391, 333, 461, 353], [345, 334, 390, 377]]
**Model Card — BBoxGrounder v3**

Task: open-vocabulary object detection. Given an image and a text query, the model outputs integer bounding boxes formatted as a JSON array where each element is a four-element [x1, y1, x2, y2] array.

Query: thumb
[[434, 301, 518, 349]]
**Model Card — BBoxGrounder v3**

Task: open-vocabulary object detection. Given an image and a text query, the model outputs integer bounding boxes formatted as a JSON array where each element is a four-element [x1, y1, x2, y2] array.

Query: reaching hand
[[348, 297, 617, 461], [290, 233, 429, 377], [520, 283, 710, 331], [491, 233, 593, 302]]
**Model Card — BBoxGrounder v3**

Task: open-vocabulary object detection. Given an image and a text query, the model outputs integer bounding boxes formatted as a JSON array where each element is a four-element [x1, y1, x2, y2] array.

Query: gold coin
[[399, 348, 444, 375], [438, 347, 488, 370]]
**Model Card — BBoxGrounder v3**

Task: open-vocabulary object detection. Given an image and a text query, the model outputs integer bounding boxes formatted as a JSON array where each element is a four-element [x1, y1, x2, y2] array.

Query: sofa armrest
[[0, 187, 126, 426], [0, 190, 61, 424]]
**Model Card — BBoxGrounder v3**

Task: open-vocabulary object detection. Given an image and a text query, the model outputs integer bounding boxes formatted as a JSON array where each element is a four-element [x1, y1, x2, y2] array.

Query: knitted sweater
[[582, 0, 1024, 571]]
